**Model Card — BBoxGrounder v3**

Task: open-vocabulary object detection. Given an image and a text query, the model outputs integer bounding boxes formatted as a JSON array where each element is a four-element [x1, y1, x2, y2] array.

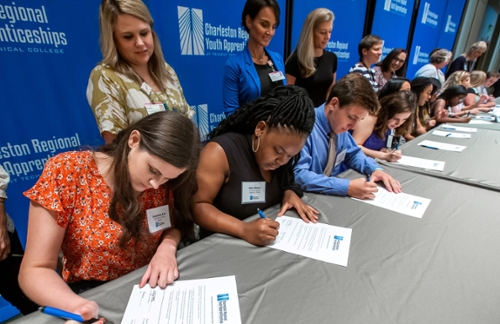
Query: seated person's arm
[[434, 101, 471, 123], [19, 202, 99, 321], [193, 142, 279, 246], [414, 115, 428, 136]]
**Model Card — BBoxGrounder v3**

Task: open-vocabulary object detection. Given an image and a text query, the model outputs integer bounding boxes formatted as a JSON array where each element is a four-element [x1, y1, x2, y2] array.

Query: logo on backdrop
[[0, 133, 81, 182], [421, 2, 438, 27], [192, 104, 225, 140], [326, 40, 350, 62], [383, 0, 409, 15], [412, 45, 429, 65], [444, 15, 457, 33], [0, 3, 68, 54], [177, 6, 249, 57]]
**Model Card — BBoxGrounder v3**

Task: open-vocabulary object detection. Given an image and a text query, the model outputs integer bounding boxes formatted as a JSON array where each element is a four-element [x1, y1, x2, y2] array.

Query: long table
[[379, 124, 500, 191], [14, 167, 500, 324]]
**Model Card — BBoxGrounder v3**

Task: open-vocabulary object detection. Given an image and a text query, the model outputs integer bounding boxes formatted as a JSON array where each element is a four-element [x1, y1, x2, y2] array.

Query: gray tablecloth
[[14, 168, 500, 324], [379, 125, 500, 191], [448, 112, 500, 131]]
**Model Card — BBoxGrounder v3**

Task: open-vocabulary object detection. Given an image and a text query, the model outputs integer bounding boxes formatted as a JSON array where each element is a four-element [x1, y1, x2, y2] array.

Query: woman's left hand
[[139, 241, 178, 289], [278, 190, 319, 223]]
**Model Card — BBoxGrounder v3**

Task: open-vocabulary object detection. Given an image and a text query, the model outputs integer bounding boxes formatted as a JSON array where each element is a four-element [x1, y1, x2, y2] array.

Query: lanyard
[[140, 82, 171, 111]]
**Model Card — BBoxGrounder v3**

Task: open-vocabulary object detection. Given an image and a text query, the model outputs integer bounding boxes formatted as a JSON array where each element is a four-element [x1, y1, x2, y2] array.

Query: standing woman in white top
[[285, 8, 337, 107], [87, 0, 193, 144], [414, 48, 451, 86]]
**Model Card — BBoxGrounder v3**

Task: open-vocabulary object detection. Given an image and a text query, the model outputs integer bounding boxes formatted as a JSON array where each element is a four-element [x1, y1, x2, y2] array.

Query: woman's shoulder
[[88, 63, 135, 85], [47, 151, 94, 171]]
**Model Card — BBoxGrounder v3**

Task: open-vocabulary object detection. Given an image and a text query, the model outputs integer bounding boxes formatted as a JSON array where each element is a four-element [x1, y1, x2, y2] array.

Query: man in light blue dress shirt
[[294, 73, 402, 199]]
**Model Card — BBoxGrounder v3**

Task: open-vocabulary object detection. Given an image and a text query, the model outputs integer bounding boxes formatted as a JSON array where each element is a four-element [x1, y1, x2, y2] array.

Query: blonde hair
[[99, 0, 173, 88], [291, 8, 334, 78], [469, 70, 486, 88], [465, 41, 487, 59], [442, 71, 470, 92]]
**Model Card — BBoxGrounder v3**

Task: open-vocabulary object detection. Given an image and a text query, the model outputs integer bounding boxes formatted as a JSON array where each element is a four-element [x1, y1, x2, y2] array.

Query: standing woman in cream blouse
[[87, 0, 194, 144]]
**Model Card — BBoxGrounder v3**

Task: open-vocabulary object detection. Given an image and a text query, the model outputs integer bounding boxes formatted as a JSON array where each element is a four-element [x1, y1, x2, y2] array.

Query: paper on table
[[441, 124, 477, 132], [418, 140, 466, 152], [268, 216, 352, 267], [432, 130, 471, 138], [352, 187, 431, 218], [394, 155, 445, 171], [469, 119, 494, 124], [120, 276, 242, 324]]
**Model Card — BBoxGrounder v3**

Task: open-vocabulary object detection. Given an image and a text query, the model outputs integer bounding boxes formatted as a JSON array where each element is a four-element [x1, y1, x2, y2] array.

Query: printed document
[[121, 276, 241, 324], [394, 155, 445, 171], [268, 216, 352, 267], [418, 140, 466, 152], [432, 130, 471, 138], [441, 124, 477, 132], [352, 187, 431, 218]]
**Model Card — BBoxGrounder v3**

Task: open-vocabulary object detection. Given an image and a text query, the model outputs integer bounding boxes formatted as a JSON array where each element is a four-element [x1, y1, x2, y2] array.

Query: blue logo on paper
[[334, 236, 344, 240], [249, 195, 253, 200], [217, 293, 229, 301], [178, 6, 204, 55]]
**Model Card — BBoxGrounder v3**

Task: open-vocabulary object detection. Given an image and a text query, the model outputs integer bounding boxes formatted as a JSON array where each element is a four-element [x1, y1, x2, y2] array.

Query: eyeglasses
[[393, 58, 405, 64]]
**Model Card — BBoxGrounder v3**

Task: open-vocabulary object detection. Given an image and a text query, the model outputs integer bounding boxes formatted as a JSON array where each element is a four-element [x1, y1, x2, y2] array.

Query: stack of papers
[[268, 216, 352, 267], [121, 276, 242, 324], [418, 140, 466, 152], [432, 130, 471, 138]]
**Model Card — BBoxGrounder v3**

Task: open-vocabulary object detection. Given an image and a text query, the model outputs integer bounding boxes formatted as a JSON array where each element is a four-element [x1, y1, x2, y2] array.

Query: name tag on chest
[[146, 205, 171, 233], [145, 103, 165, 115], [269, 71, 285, 82], [241, 181, 266, 204], [334, 149, 347, 167]]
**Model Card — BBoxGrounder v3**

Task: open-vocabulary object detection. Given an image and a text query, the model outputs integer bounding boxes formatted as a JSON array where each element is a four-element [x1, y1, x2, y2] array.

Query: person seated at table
[[414, 48, 451, 85], [223, 0, 285, 116], [351, 91, 416, 162], [408, 77, 434, 138], [378, 77, 411, 100], [19, 112, 200, 322], [294, 73, 402, 200], [87, 0, 193, 144], [285, 8, 337, 107], [348, 34, 383, 93], [479, 70, 500, 97], [373, 48, 407, 92], [194, 86, 318, 246], [432, 85, 473, 124], [463, 71, 496, 110], [441, 71, 486, 114]]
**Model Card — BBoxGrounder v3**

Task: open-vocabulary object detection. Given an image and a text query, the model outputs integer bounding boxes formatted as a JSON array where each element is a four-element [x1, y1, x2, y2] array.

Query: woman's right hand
[[385, 150, 402, 162], [65, 300, 99, 324], [241, 218, 280, 246]]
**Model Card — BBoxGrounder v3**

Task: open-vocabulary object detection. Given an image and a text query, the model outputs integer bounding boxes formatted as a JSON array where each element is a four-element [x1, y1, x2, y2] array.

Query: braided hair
[[209, 85, 315, 197]]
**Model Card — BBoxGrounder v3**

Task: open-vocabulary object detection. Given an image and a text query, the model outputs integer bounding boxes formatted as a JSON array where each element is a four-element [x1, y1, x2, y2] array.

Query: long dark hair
[[378, 77, 410, 100], [98, 111, 200, 247], [437, 85, 468, 102], [209, 85, 315, 196], [375, 91, 416, 138], [375, 48, 407, 76]]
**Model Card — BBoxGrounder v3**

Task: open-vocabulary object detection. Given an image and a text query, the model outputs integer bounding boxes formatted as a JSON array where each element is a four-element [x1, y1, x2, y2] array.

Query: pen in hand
[[257, 208, 266, 219]]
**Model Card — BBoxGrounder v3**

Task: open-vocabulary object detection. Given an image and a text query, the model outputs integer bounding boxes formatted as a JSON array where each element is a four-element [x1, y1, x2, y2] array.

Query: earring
[[252, 136, 260, 152]]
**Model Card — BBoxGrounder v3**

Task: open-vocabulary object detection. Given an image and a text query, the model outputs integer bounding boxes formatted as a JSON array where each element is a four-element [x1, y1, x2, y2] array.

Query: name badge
[[386, 134, 394, 149], [146, 205, 171, 233], [241, 181, 266, 204], [269, 71, 285, 82], [140, 82, 152, 95], [334, 149, 347, 167], [145, 103, 165, 115]]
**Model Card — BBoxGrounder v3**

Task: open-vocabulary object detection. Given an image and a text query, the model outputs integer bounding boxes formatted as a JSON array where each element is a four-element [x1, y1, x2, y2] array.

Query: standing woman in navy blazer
[[223, 0, 286, 116]]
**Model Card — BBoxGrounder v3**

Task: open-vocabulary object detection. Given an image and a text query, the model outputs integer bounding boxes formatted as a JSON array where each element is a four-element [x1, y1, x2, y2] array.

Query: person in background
[[480, 71, 500, 96], [87, 0, 193, 144], [351, 91, 416, 162], [0, 166, 38, 315], [373, 48, 407, 92], [19, 112, 200, 322], [442, 71, 487, 114], [294, 73, 401, 200], [463, 71, 496, 110], [285, 8, 337, 107], [408, 77, 434, 138], [446, 41, 487, 79], [349, 35, 383, 93], [414, 48, 451, 85], [223, 0, 285, 116], [432, 85, 473, 124], [194, 86, 318, 246], [378, 77, 411, 99], [412, 77, 441, 137]]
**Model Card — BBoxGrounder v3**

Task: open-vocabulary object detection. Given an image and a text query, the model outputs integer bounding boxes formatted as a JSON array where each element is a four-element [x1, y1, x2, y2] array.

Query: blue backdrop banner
[[0, 0, 103, 247], [406, 0, 448, 78], [436, 0, 466, 53], [149, 0, 286, 140], [371, 0, 416, 59], [290, 0, 368, 79]]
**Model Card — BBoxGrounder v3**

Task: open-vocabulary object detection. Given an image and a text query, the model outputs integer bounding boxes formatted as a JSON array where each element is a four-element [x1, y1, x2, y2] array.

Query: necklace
[[251, 51, 265, 62]]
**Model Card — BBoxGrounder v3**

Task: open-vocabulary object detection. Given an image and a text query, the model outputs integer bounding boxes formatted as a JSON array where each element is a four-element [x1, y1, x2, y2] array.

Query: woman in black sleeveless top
[[194, 86, 318, 246]]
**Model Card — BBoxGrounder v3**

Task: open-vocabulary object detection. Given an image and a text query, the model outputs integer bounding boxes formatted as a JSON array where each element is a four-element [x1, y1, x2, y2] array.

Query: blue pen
[[421, 145, 438, 150], [40, 306, 85, 322], [257, 208, 266, 219], [445, 133, 452, 137], [366, 175, 371, 182]]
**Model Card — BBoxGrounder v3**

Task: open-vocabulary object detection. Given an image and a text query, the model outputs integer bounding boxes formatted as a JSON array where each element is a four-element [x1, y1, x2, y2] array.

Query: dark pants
[[0, 230, 38, 315]]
